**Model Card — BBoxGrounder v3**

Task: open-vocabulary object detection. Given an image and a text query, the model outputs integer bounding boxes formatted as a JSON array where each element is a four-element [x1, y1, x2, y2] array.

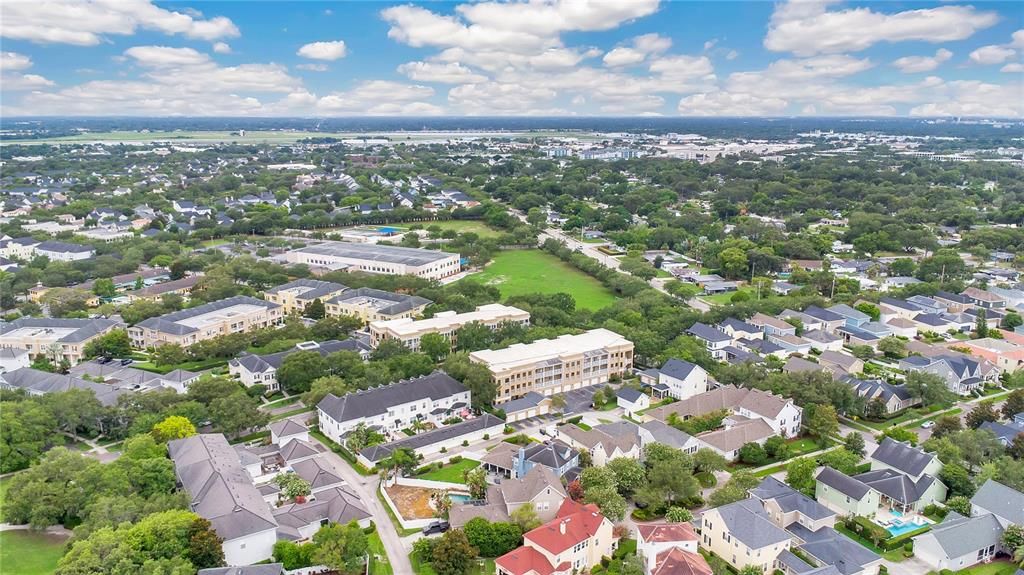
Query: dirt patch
[[385, 484, 437, 520]]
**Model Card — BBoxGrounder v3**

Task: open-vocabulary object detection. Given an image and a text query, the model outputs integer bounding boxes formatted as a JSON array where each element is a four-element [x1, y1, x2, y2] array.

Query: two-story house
[[496, 499, 618, 575], [700, 499, 792, 574], [637, 358, 710, 401]]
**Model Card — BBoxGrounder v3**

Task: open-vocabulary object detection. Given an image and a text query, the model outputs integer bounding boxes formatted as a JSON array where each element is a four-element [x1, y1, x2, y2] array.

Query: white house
[[638, 359, 709, 401], [616, 387, 650, 418]]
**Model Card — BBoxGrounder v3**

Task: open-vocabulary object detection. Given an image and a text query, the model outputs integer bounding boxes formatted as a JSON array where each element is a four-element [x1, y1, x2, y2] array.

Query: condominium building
[[284, 241, 461, 280], [369, 303, 530, 350], [263, 279, 348, 315], [0, 317, 119, 366], [470, 328, 634, 404], [129, 296, 283, 348], [324, 287, 432, 323]]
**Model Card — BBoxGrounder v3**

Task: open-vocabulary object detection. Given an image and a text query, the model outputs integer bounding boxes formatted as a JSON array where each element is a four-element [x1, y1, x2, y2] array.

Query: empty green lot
[[466, 250, 616, 310], [0, 531, 67, 575]]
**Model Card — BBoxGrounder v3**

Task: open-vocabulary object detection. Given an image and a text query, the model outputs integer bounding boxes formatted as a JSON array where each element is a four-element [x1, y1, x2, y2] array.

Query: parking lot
[[506, 385, 603, 430]]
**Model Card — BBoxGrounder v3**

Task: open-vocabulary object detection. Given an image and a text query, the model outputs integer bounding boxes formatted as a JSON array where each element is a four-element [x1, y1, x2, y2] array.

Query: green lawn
[[415, 459, 481, 483], [419, 220, 503, 238], [702, 287, 756, 305], [954, 560, 1019, 575], [200, 239, 231, 248], [368, 531, 393, 575], [465, 250, 616, 310], [0, 476, 10, 523], [0, 531, 68, 575]]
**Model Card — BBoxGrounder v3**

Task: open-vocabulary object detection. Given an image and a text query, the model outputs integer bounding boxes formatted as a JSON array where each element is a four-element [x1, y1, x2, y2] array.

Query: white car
[[921, 420, 936, 429]]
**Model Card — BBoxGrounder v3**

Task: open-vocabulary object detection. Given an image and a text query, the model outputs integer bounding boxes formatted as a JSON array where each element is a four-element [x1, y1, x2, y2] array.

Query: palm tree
[[549, 394, 567, 422]]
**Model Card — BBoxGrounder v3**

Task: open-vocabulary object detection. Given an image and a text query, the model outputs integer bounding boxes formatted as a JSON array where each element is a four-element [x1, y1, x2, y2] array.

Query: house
[[933, 291, 973, 314], [906, 296, 946, 315], [269, 419, 309, 447], [0, 347, 31, 373], [125, 275, 202, 302], [962, 287, 1006, 309], [783, 356, 824, 376], [129, 296, 283, 348], [369, 303, 530, 351], [325, 287, 432, 323], [773, 281, 801, 296], [884, 318, 918, 338], [481, 440, 580, 480], [835, 326, 882, 350], [199, 565, 284, 575], [899, 354, 989, 396], [644, 385, 802, 438], [638, 420, 703, 455], [801, 306, 847, 333], [815, 465, 945, 517], [35, 240, 95, 262], [971, 479, 1024, 529], [978, 419, 1024, 446], [501, 391, 553, 423], [910, 313, 957, 334], [766, 333, 814, 356], [272, 485, 371, 541], [636, 522, 710, 575], [817, 351, 864, 377], [956, 338, 1024, 373], [317, 371, 470, 443], [229, 339, 369, 392], [802, 330, 844, 352], [720, 318, 764, 341], [495, 499, 618, 575], [881, 276, 922, 291], [0, 317, 119, 366], [913, 512, 1003, 571], [616, 387, 650, 417], [357, 414, 505, 468], [840, 377, 916, 414], [870, 437, 941, 481], [687, 323, 732, 359], [450, 466, 567, 528], [697, 418, 776, 461], [0, 367, 130, 406], [168, 434, 278, 565], [749, 313, 798, 337], [69, 360, 199, 395], [699, 498, 792, 574], [637, 358, 709, 400], [827, 305, 871, 329], [559, 421, 642, 467]]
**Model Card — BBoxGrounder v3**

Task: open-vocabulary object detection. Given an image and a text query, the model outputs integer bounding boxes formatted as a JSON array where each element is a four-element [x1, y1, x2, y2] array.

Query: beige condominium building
[[0, 317, 120, 366], [129, 295, 283, 348], [470, 328, 634, 404], [324, 287, 432, 324], [369, 303, 530, 350], [284, 241, 462, 280], [263, 278, 348, 315]]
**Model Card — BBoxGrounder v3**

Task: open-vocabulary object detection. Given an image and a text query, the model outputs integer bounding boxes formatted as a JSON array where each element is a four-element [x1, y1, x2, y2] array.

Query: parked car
[[422, 521, 450, 535], [921, 420, 936, 429]]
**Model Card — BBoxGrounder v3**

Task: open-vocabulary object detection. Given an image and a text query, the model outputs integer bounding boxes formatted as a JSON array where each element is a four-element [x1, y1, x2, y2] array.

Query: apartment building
[[284, 241, 461, 280], [129, 296, 283, 348], [369, 303, 530, 350], [469, 328, 634, 404], [0, 317, 119, 366], [263, 279, 348, 315], [324, 288, 432, 323]]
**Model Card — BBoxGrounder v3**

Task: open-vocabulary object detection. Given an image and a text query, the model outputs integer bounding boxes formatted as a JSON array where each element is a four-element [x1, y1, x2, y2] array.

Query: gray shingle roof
[[264, 278, 347, 301], [791, 525, 880, 575], [710, 498, 791, 549], [359, 413, 503, 463], [500, 391, 547, 414], [687, 322, 731, 343], [0, 367, 127, 406], [318, 371, 467, 425], [751, 477, 835, 521], [326, 287, 432, 316], [135, 295, 279, 335], [853, 469, 937, 505], [199, 565, 284, 575], [639, 420, 695, 449], [919, 512, 1004, 560], [970, 479, 1024, 525], [870, 438, 936, 478], [660, 358, 700, 381], [816, 467, 872, 500], [272, 485, 369, 540], [36, 240, 93, 254]]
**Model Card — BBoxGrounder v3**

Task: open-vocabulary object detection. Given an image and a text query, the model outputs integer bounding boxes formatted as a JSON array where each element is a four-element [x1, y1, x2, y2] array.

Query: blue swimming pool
[[886, 518, 924, 536], [449, 494, 472, 504]]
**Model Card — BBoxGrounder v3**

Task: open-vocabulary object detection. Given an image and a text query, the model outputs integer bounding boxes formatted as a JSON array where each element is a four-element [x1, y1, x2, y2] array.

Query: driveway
[[311, 437, 413, 575], [882, 554, 932, 575]]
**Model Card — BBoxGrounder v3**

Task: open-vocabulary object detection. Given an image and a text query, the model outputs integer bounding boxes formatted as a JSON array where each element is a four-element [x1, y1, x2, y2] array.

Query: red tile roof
[[495, 499, 608, 575], [636, 522, 699, 544], [494, 546, 569, 575], [653, 548, 713, 575]]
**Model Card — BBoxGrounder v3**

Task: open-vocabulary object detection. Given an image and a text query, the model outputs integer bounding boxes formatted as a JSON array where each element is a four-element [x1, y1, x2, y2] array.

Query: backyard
[[0, 531, 68, 575], [414, 459, 481, 483], [465, 249, 617, 310]]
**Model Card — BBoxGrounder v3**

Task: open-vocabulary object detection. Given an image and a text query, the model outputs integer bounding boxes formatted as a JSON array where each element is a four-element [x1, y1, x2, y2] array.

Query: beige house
[[324, 288, 432, 324], [129, 296, 283, 348], [0, 317, 119, 366], [700, 499, 792, 574], [263, 279, 348, 315], [496, 499, 618, 575], [449, 466, 567, 528], [558, 421, 642, 467], [470, 328, 634, 404], [369, 303, 530, 350]]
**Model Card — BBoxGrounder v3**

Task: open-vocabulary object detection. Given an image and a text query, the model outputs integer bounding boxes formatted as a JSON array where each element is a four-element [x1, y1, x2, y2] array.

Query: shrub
[[462, 440, 469, 447], [440, 447, 447, 453], [483, 434, 489, 440], [696, 471, 717, 488], [363, 521, 377, 535], [503, 426, 514, 434]]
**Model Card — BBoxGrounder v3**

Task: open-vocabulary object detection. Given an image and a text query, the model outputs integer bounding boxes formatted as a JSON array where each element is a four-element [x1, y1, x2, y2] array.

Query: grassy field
[[368, 531, 393, 575], [418, 220, 503, 238], [702, 287, 756, 305], [415, 459, 481, 483], [466, 250, 616, 310], [0, 531, 68, 575], [200, 238, 231, 248]]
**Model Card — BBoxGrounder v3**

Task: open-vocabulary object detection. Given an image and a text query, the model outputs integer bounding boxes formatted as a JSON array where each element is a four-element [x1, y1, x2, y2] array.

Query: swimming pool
[[449, 494, 473, 504], [886, 516, 926, 537]]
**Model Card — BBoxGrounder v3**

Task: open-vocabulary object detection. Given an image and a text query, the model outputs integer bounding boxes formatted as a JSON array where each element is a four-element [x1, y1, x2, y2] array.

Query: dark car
[[120, 358, 133, 366], [422, 521, 450, 535]]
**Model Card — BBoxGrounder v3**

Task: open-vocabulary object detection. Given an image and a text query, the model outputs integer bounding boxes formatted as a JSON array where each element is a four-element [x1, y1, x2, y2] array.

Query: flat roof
[[371, 304, 528, 336], [291, 241, 458, 266], [3, 326, 78, 340], [470, 328, 631, 370], [177, 303, 268, 330]]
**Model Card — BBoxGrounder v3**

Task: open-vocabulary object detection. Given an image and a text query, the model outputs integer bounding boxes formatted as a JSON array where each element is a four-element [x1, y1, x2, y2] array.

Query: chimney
[[559, 521, 566, 535]]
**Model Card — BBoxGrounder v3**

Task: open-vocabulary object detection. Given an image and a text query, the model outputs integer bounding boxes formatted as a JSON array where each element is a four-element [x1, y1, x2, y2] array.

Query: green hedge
[[880, 525, 930, 551]]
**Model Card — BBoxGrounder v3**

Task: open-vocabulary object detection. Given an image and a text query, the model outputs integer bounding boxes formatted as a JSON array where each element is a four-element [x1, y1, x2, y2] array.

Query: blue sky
[[1, 0, 1021, 117]]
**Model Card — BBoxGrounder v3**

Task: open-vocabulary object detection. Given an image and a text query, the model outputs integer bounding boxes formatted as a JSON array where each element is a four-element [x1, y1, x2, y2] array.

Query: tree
[[693, 448, 728, 474], [420, 332, 450, 362], [453, 322, 494, 352], [1001, 525, 1024, 566], [1009, 434, 1024, 460], [208, 392, 269, 437], [277, 351, 328, 394], [966, 402, 999, 429], [151, 415, 197, 443], [464, 467, 488, 500], [40, 288, 93, 317], [510, 502, 542, 531], [313, 521, 368, 575], [1002, 389, 1024, 420], [0, 399, 57, 473], [187, 517, 225, 569], [878, 337, 907, 359], [622, 554, 646, 575], [931, 414, 963, 439], [443, 352, 497, 410], [738, 442, 769, 465], [785, 457, 818, 495], [764, 435, 790, 461], [844, 432, 866, 457], [304, 298, 326, 319], [607, 457, 647, 497], [580, 466, 617, 492], [83, 329, 132, 359], [311, 315, 362, 339], [709, 471, 759, 507], [817, 448, 862, 475], [463, 518, 522, 557], [432, 529, 478, 575], [584, 485, 626, 521], [1001, 311, 1023, 331], [939, 463, 976, 498], [738, 567, 764, 575], [274, 472, 312, 501], [880, 426, 918, 446], [975, 309, 989, 338], [904, 371, 957, 407], [666, 506, 693, 523], [122, 434, 166, 460], [43, 389, 103, 440], [855, 303, 881, 322], [945, 495, 972, 516], [718, 247, 749, 280], [380, 447, 420, 485], [566, 480, 584, 501], [807, 405, 839, 447], [345, 423, 385, 452], [153, 343, 189, 367], [92, 278, 116, 298]]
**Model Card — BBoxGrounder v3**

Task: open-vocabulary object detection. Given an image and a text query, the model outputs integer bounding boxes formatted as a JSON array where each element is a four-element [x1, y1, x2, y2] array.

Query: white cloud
[[212, 42, 231, 54], [1, 52, 33, 72], [891, 49, 952, 73], [296, 63, 329, 72], [398, 61, 487, 84], [1, 51, 55, 91], [765, 1, 998, 56], [1013, 30, 1024, 50], [725, 50, 739, 61], [1001, 63, 1024, 73], [124, 45, 211, 67], [297, 40, 348, 61], [449, 81, 557, 115], [909, 80, 1024, 118], [969, 45, 1016, 66], [317, 80, 439, 115], [1, 0, 239, 46], [678, 92, 788, 116], [603, 33, 671, 67]]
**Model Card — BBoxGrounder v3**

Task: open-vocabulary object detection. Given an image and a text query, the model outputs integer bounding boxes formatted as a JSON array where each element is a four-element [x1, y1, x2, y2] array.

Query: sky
[[0, 0, 1022, 118]]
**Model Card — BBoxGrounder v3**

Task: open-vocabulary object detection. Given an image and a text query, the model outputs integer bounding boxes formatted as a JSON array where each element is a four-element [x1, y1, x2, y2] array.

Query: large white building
[[369, 303, 530, 350], [129, 296, 283, 348], [470, 328, 634, 404], [284, 241, 461, 280], [0, 317, 119, 366], [317, 371, 470, 443]]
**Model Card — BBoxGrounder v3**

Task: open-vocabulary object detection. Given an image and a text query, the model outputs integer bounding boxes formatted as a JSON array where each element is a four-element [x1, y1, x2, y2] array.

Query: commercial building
[[284, 241, 461, 280], [470, 328, 634, 404], [369, 303, 530, 350], [263, 279, 348, 315], [129, 296, 283, 348], [324, 288, 432, 323], [35, 240, 96, 261], [0, 317, 119, 366]]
